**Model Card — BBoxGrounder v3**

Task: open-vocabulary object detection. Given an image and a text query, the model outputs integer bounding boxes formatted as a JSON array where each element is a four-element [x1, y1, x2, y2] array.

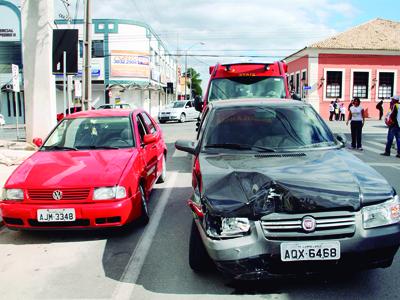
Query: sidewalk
[[327, 119, 388, 134]]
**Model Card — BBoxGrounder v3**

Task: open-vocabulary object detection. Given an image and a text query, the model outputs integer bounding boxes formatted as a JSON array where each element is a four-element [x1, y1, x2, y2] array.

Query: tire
[[179, 113, 186, 123], [189, 220, 213, 272], [138, 184, 149, 225], [159, 120, 166, 124], [156, 155, 167, 183]]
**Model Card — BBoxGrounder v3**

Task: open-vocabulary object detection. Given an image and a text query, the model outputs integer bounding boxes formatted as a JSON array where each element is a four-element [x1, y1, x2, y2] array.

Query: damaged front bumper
[[194, 215, 400, 280]]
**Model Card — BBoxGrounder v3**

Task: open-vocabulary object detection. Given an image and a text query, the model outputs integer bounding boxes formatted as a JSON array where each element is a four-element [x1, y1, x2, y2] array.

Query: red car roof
[[65, 109, 135, 119]]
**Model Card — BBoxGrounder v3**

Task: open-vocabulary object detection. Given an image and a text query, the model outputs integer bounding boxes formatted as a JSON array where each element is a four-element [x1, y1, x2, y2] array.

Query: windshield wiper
[[80, 145, 120, 150], [299, 142, 335, 149], [43, 145, 78, 151], [204, 143, 275, 152]]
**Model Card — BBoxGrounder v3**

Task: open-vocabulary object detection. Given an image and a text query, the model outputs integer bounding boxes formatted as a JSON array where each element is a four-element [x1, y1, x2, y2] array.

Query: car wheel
[[189, 220, 213, 272], [156, 155, 167, 183], [179, 113, 186, 123], [159, 120, 166, 124], [138, 184, 149, 225]]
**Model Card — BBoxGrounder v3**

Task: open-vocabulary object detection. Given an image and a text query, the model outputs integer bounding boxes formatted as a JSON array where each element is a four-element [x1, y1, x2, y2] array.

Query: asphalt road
[[1, 120, 400, 300]]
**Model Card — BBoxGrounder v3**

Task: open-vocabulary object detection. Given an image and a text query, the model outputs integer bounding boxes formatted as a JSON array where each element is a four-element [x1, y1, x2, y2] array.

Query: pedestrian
[[329, 101, 335, 121], [376, 99, 384, 120], [334, 99, 340, 121], [340, 103, 346, 121], [381, 95, 400, 158], [346, 97, 365, 150], [0, 113, 5, 127]]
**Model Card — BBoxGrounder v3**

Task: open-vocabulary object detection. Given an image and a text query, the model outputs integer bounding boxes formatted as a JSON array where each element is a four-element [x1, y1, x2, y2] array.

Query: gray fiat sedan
[[175, 99, 400, 280]]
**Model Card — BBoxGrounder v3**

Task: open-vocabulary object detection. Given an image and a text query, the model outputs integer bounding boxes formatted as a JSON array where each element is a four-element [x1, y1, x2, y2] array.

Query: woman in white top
[[329, 101, 335, 121], [346, 97, 365, 150]]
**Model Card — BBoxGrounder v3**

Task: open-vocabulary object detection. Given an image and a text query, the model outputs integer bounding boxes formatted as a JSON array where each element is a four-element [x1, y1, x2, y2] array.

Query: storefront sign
[[111, 50, 150, 78], [12, 64, 19, 92], [0, 5, 20, 42]]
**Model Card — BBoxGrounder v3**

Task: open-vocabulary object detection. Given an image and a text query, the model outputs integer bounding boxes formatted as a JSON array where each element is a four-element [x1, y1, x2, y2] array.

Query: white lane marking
[[365, 140, 386, 148], [369, 162, 400, 169], [112, 171, 178, 300], [360, 145, 382, 154]]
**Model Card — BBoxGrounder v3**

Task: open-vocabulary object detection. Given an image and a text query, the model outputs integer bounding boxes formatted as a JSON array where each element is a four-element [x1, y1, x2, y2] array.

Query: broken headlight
[[362, 195, 400, 229], [205, 215, 251, 239]]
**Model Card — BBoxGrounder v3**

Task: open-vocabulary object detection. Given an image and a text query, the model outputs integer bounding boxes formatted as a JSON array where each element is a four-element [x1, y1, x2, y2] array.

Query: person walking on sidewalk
[[381, 95, 400, 158], [329, 101, 335, 121], [376, 99, 384, 120], [340, 103, 346, 121], [346, 97, 365, 150]]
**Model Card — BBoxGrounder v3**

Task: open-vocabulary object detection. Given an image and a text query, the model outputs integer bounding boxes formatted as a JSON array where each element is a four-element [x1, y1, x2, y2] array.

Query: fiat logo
[[52, 190, 63, 200], [301, 216, 316, 232]]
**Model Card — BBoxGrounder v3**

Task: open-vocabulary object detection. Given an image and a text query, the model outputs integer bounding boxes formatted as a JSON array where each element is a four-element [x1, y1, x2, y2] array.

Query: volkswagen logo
[[301, 216, 316, 232], [52, 190, 63, 200]]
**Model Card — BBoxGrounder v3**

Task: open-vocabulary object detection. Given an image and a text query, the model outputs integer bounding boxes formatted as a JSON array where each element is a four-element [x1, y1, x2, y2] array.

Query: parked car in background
[[176, 99, 400, 280], [97, 103, 131, 110], [1, 109, 167, 230], [158, 100, 198, 123]]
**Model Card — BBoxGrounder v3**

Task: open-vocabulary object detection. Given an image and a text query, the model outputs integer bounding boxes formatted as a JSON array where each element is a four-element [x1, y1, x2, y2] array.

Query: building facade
[[0, 0, 24, 126], [55, 19, 177, 117], [285, 19, 400, 119]]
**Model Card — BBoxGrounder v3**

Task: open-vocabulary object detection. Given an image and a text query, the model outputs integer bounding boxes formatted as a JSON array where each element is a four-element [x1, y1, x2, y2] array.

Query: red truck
[[194, 61, 298, 112]]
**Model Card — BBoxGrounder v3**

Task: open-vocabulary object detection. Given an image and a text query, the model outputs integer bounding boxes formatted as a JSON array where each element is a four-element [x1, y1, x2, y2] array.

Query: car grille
[[28, 189, 91, 201], [261, 211, 356, 240]]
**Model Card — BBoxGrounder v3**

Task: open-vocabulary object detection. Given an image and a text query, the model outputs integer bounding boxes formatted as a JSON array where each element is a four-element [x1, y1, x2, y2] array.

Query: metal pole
[[63, 51, 67, 116], [82, 0, 92, 111], [184, 51, 187, 100], [189, 68, 192, 99], [67, 75, 72, 113], [15, 92, 19, 140]]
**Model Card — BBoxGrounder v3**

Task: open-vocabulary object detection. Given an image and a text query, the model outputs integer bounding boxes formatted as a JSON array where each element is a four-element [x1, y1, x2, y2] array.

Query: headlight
[[93, 186, 126, 200], [205, 215, 251, 238], [362, 195, 400, 229], [2, 188, 24, 201]]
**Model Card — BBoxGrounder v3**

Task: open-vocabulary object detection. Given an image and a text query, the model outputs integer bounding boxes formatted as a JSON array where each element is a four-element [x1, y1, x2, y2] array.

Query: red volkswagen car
[[1, 109, 167, 230]]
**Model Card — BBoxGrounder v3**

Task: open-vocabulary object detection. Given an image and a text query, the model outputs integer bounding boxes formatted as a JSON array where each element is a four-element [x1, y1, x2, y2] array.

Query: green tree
[[186, 67, 202, 97]]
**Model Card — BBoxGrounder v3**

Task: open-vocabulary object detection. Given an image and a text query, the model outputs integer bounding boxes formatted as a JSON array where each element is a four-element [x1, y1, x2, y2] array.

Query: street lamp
[[184, 42, 204, 100]]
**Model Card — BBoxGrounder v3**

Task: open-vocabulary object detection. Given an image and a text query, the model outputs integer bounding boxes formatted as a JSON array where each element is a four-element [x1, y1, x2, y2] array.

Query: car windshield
[[208, 77, 286, 102], [42, 117, 134, 150], [203, 105, 336, 151], [171, 102, 186, 108]]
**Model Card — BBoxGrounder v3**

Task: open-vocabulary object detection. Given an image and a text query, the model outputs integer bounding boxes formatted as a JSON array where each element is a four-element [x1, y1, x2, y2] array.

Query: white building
[[55, 18, 177, 117]]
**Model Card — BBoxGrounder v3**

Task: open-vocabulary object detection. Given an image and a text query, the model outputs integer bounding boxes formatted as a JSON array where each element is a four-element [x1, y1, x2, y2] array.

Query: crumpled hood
[[5, 149, 136, 189], [199, 149, 394, 218]]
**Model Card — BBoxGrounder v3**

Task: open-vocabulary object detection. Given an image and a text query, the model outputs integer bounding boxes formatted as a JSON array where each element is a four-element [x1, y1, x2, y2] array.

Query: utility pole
[[82, 0, 92, 110], [184, 52, 187, 100]]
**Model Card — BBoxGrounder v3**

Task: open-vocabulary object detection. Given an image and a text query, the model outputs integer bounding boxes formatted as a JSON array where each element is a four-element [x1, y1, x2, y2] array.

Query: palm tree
[[186, 67, 202, 97]]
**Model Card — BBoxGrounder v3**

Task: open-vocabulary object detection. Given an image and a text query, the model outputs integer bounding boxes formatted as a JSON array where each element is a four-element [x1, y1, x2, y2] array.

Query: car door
[[136, 113, 158, 191]]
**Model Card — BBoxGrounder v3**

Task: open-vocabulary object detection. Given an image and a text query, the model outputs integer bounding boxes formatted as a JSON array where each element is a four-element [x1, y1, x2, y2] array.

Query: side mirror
[[194, 96, 203, 112], [33, 138, 43, 148], [143, 134, 157, 145], [336, 134, 347, 147], [291, 93, 302, 101], [175, 140, 196, 155]]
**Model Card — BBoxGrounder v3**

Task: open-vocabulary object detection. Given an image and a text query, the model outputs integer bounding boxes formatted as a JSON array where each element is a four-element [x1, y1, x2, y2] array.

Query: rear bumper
[[0, 195, 141, 230]]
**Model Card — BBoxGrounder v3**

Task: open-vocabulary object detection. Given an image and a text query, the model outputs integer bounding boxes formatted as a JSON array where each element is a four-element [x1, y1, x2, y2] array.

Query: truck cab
[[194, 61, 291, 112]]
